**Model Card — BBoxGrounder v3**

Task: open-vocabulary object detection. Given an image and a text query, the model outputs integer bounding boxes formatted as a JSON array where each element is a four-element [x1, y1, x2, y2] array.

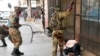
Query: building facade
[[75, 0, 100, 56], [44, 0, 100, 56]]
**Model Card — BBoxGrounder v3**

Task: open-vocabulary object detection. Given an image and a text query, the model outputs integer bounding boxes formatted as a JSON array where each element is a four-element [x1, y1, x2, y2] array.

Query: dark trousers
[[64, 43, 81, 56], [1, 38, 7, 46]]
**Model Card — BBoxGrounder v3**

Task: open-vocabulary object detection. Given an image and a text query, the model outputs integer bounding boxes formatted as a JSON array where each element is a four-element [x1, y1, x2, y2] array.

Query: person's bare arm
[[65, 0, 75, 16]]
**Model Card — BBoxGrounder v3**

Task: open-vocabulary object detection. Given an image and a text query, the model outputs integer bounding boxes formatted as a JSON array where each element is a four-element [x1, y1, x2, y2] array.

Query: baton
[[21, 24, 34, 43]]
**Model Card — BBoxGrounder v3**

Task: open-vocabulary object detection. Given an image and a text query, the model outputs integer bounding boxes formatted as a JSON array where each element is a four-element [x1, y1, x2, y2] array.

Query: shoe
[[12, 51, 24, 55], [60, 50, 63, 56], [17, 48, 24, 55], [18, 51, 24, 55], [11, 48, 24, 56]]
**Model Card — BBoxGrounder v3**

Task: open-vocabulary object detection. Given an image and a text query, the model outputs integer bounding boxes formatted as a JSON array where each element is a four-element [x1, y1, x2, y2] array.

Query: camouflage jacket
[[48, 11, 68, 31], [9, 12, 20, 28]]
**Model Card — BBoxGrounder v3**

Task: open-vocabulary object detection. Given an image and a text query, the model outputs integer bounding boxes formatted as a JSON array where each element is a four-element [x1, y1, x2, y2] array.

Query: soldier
[[9, 6, 24, 56], [48, 0, 74, 56]]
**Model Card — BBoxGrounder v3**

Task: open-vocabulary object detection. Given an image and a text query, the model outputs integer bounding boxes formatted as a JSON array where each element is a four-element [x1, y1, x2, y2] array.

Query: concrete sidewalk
[[20, 18, 52, 56], [0, 18, 52, 56], [0, 33, 52, 56], [32, 19, 44, 32]]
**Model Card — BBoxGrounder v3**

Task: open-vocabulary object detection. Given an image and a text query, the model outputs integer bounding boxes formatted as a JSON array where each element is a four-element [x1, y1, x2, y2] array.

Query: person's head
[[14, 6, 21, 15], [54, 6, 61, 11]]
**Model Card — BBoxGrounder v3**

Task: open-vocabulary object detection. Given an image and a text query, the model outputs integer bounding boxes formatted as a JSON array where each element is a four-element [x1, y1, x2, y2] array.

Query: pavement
[[0, 18, 73, 56], [0, 18, 52, 56]]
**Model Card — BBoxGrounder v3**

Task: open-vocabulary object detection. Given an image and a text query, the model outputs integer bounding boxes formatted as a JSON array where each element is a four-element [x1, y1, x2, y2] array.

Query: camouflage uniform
[[0, 25, 9, 47], [48, 1, 74, 56], [9, 7, 24, 55]]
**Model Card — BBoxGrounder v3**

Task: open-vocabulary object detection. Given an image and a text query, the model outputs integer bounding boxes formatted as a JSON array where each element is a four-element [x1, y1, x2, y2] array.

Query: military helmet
[[54, 6, 61, 11]]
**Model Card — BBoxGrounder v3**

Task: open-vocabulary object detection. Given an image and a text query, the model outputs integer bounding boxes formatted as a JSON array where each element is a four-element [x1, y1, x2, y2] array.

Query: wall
[[61, 0, 75, 40], [75, 0, 100, 56]]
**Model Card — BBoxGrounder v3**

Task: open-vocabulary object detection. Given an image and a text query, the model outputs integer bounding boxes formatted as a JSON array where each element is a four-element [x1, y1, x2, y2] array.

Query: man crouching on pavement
[[63, 39, 81, 56], [9, 6, 24, 56]]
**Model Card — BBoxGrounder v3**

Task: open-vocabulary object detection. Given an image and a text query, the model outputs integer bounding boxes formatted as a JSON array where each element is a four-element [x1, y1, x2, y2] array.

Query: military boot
[[17, 49, 24, 55], [11, 48, 24, 56], [0, 39, 7, 47], [11, 48, 18, 55]]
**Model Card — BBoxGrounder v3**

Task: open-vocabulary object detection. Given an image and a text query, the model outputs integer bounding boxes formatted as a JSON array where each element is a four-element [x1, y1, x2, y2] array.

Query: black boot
[[17, 49, 24, 55], [11, 48, 18, 56], [0, 39, 7, 47], [11, 48, 24, 56]]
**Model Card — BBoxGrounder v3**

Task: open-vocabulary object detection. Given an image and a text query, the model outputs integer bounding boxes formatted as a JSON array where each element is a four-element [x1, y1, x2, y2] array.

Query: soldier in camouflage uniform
[[48, 0, 74, 56], [9, 6, 24, 56]]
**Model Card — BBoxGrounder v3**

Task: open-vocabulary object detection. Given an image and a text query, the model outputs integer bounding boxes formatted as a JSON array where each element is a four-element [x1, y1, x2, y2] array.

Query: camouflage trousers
[[9, 27, 22, 48], [52, 30, 64, 56], [0, 34, 7, 40], [0, 27, 9, 39]]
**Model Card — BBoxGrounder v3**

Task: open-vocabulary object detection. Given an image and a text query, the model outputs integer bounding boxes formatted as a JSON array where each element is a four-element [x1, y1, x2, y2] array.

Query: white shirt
[[64, 40, 77, 49]]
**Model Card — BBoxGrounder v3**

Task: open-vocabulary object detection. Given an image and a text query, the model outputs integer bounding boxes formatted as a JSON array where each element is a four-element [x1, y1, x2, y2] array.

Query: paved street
[[0, 18, 52, 56]]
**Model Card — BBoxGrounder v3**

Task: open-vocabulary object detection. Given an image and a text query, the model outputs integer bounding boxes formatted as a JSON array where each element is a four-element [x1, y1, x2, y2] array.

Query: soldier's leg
[[52, 36, 58, 56], [9, 28, 24, 55], [14, 31, 24, 55], [12, 29, 24, 55], [0, 38, 7, 47], [0, 34, 7, 47], [9, 28, 17, 55], [58, 30, 64, 56], [58, 38, 64, 56]]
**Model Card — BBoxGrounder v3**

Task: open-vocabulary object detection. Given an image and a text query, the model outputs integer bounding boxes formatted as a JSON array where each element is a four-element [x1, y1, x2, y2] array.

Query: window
[[36, 0, 40, 4], [82, 0, 100, 20]]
